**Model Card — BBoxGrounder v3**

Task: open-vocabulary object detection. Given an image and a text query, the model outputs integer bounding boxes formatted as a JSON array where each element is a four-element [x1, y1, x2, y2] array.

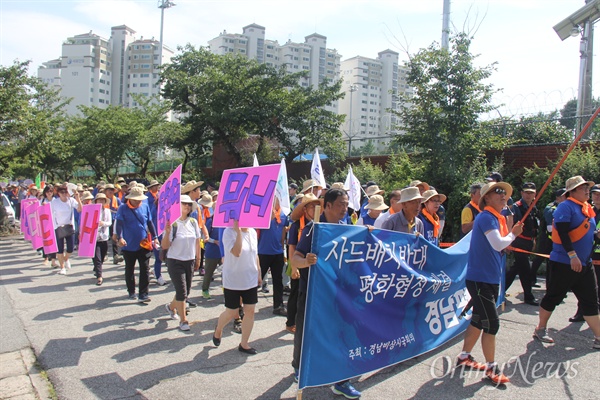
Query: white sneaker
[[58, 269, 67, 275], [65, 260, 71, 269], [157, 276, 166, 286]]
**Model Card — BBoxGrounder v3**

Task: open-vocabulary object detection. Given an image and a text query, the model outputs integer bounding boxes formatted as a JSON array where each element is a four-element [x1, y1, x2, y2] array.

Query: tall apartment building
[[338, 50, 413, 151], [38, 25, 173, 115]]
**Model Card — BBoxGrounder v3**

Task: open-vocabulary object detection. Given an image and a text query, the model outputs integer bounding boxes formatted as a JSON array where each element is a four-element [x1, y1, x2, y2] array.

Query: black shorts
[[466, 280, 500, 335], [541, 260, 599, 315], [223, 287, 258, 309]]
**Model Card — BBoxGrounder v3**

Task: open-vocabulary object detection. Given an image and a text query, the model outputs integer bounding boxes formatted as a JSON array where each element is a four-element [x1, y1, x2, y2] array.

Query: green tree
[[559, 97, 599, 139], [501, 112, 574, 144], [160, 45, 344, 166]]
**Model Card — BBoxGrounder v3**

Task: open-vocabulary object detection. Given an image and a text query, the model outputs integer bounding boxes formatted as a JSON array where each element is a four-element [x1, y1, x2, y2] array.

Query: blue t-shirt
[[204, 216, 222, 259], [115, 202, 154, 252], [466, 211, 505, 284], [550, 199, 595, 265], [288, 219, 302, 247], [417, 212, 439, 247], [146, 192, 158, 226], [359, 213, 377, 226], [257, 211, 288, 255], [359, 198, 369, 218]]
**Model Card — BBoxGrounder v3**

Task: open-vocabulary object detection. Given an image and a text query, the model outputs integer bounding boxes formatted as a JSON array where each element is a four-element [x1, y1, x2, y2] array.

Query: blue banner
[[299, 224, 475, 389]]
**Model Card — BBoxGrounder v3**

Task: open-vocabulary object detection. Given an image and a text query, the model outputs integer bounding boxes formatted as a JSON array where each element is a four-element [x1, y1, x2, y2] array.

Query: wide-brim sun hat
[[301, 179, 321, 194], [180, 194, 198, 212], [80, 191, 94, 201], [409, 180, 430, 191], [198, 193, 214, 208], [95, 193, 107, 202], [366, 194, 389, 211], [421, 189, 447, 204], [181, 180, 204, 194], [399, 187, 424, 203], [147, 180, 160, 188], [330, 182, 349, 191], [478, 181, 512, 210], [366, 185, 384, 197], [125, 186, 148, 201], [290, 193, 322, 221], [564, 175, 595, 193]]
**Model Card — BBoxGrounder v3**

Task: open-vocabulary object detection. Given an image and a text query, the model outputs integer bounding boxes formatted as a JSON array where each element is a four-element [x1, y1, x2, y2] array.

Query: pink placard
[[25, 202, 42, 250], [157, 164, 182, 236], [20, 199, 38, 239], [38, 203, 58, 254], [213, 164, 281, 229], [78, 204, 101, 258]]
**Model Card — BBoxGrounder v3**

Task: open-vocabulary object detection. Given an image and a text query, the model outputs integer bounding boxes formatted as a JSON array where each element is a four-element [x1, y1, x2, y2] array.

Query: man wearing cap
[[146, 180, 166, 286], [357, 195, 388, 226], [534, 176, 600, 348], [115, 186, 159, 303], [289, 183, 299, 204], [530, 188, 565, 290], [505, 182, 539, 306], [382, 187, 425, 235], [104, 184, 123, 264], [461, 183, 482, 238], [373, 190, 402, 229]]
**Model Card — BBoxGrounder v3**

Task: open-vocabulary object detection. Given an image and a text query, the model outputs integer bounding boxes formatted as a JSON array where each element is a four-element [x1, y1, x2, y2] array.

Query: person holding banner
[[457, 181, 523, 385], [115, 186, 159, 303], [417, 189, 447, 247], [162, 195, 202, 331], [373, 189, 402, 229], [212, 219, 261, 355], [382, 187, 424, 235], [146, 180, 167, 286], [51, 184, 83, 275], [40, 185, 58, 267], [534, 176, 600, 349], [25, 185, 39, 200], [103, 184, 123, 265], [92, 193, 112, 286], [291, 188, 361, 398]]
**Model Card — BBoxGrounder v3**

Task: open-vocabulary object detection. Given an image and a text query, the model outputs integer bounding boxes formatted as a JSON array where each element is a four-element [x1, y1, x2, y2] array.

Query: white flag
[[310, 149, 326, 188], [344, 166, 361, 211], [253, 153, 259, 167], [274, 159, 291, 216]]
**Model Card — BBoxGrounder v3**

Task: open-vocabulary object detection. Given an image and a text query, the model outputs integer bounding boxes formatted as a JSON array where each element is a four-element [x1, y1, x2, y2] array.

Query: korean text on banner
[[157, 164, 182, 236], [213, 164, 281, 229], [20, 198, 38, 239], [25, 202, 42, 250], [37, 203, 58, 254], [298, 224, 473, 389], [78, 204, 102, 258]]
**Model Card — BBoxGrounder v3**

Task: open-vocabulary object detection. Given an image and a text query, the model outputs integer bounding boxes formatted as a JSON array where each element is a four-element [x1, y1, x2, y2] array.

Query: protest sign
[[25, 202, 42, 250], [78, 204, 101, 258], [157, 164, 182, 236], [37, 203, 58, 254], [20, 198, 38, 239], [298, 224, 473, 389], [213, 164, 280, 229]]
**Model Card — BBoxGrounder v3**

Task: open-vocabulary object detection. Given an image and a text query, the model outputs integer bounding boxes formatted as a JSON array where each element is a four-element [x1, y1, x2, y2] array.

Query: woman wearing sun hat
[[456, 180, 523, 385], [534, 176, 600, 349], [92, 193, 112, 285], [51, 184, 83, 275], [357, 194, 388, 226], [417, 189, 447, 247]]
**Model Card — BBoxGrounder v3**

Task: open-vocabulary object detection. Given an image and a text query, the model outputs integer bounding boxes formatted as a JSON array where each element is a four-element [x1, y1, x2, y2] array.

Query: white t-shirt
[[167, 218, 201, 261], [97, 208, 112, 242], [51, 197, 78, 226], [374, 210, 392, 229], [222, 228, 259, 290]]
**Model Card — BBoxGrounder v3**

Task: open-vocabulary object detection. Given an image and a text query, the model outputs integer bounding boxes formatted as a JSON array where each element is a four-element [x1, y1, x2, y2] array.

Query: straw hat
[[80, 191, 94, 201], [125, 186, 147, 201], [330, 182, 348, 191], [409, 180, 430, 192], [366, 195, 389, 211], [181, 180, 204, 194], [180, 194, 198, 212], [399, 187, 424, 203], [365, 185, 384, 196], [564, 175, 594, 193], [29, 185, 39, 192], [301, 179, 321, 194], [478, 182, 513, 210], [421, 189, 447, 204], [95, 193, 107, 202], [198, 193, 214, 208], [290, 193, 322, 221]]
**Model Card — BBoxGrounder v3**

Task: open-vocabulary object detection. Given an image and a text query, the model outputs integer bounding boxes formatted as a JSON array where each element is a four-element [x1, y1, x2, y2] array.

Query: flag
[[35, 173, 41, 188], [274, 159, 291, 216], [310, 149, 326, 188], [253, 153, 259, 167], [344, 166, 361, 211]]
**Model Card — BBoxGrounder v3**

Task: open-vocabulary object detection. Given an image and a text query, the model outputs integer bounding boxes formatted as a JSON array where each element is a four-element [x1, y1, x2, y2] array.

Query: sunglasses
[[182, 203, 193, 206], [493, 188, 506, 195], [58, 190, 68, 194]]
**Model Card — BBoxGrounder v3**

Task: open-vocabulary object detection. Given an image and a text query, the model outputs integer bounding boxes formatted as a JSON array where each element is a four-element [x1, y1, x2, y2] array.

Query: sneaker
[[456, 355, 486, 370], [186, 300, 197, 308], [332, 381, 361, 399], [157, 276, 166, 286], [128, 293, 137, 300], [593, 338, 600, 349], [65, 260, 71, 269], [261, 282, 270, 293], [293, 368, 299, 383], [232, 318, 242, 334], [485, 365, 510, 385], [202, 290, 211, 299], [273, 305, 287, 316], [58, 268, 67, 275], [179, 321, 190, 331], [165, 303, 179, 320], [199, 268, 205, 276], [113, 256, 121, 265], [138, 294, 151, 303], [533, 327, 554, 343], [283, 286, 291, 294]]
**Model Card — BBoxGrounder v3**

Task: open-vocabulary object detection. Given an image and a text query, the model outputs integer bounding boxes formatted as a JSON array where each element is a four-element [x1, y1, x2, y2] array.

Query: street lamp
[[347, 84, 357, 155], [158, 0, 176, 68]]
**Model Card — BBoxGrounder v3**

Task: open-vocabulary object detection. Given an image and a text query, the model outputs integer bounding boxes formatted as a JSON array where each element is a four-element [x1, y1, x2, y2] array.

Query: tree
[[160, 45, 344, 166], [0, 61, 69, 177], [392, 32, 502, 239], [499, 112, 574, 144], [559, 97, 599, 139]]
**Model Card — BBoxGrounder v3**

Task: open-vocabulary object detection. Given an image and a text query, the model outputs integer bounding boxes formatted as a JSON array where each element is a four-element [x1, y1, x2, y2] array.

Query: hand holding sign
[[157, 165, 182, 235]]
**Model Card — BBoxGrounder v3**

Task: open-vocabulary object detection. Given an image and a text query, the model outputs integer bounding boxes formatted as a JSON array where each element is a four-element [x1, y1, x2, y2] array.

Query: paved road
[[1, 235, 599, 399]]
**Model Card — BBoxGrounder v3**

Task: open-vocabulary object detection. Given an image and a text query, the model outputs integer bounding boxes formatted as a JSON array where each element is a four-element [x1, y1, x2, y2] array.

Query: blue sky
[[1, 0, 596, 117]]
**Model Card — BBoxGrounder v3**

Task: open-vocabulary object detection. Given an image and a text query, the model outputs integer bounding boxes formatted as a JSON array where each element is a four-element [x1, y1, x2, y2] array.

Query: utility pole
[[442, 0, 451, 50], [158, 0, 176, 68]]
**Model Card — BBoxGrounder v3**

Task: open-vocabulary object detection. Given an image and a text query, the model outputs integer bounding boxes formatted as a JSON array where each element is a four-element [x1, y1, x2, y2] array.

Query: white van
[[1, 193, 16, 226]]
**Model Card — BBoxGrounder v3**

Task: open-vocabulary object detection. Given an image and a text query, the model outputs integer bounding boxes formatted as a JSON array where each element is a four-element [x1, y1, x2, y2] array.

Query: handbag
[[129, 206, 153, 251], [56, 224, 75, 239]]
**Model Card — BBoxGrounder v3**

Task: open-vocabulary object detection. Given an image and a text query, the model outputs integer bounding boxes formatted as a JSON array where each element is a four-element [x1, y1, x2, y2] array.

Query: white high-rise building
[[38, 25, 173, 115], [339, 50, 413, 152]]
